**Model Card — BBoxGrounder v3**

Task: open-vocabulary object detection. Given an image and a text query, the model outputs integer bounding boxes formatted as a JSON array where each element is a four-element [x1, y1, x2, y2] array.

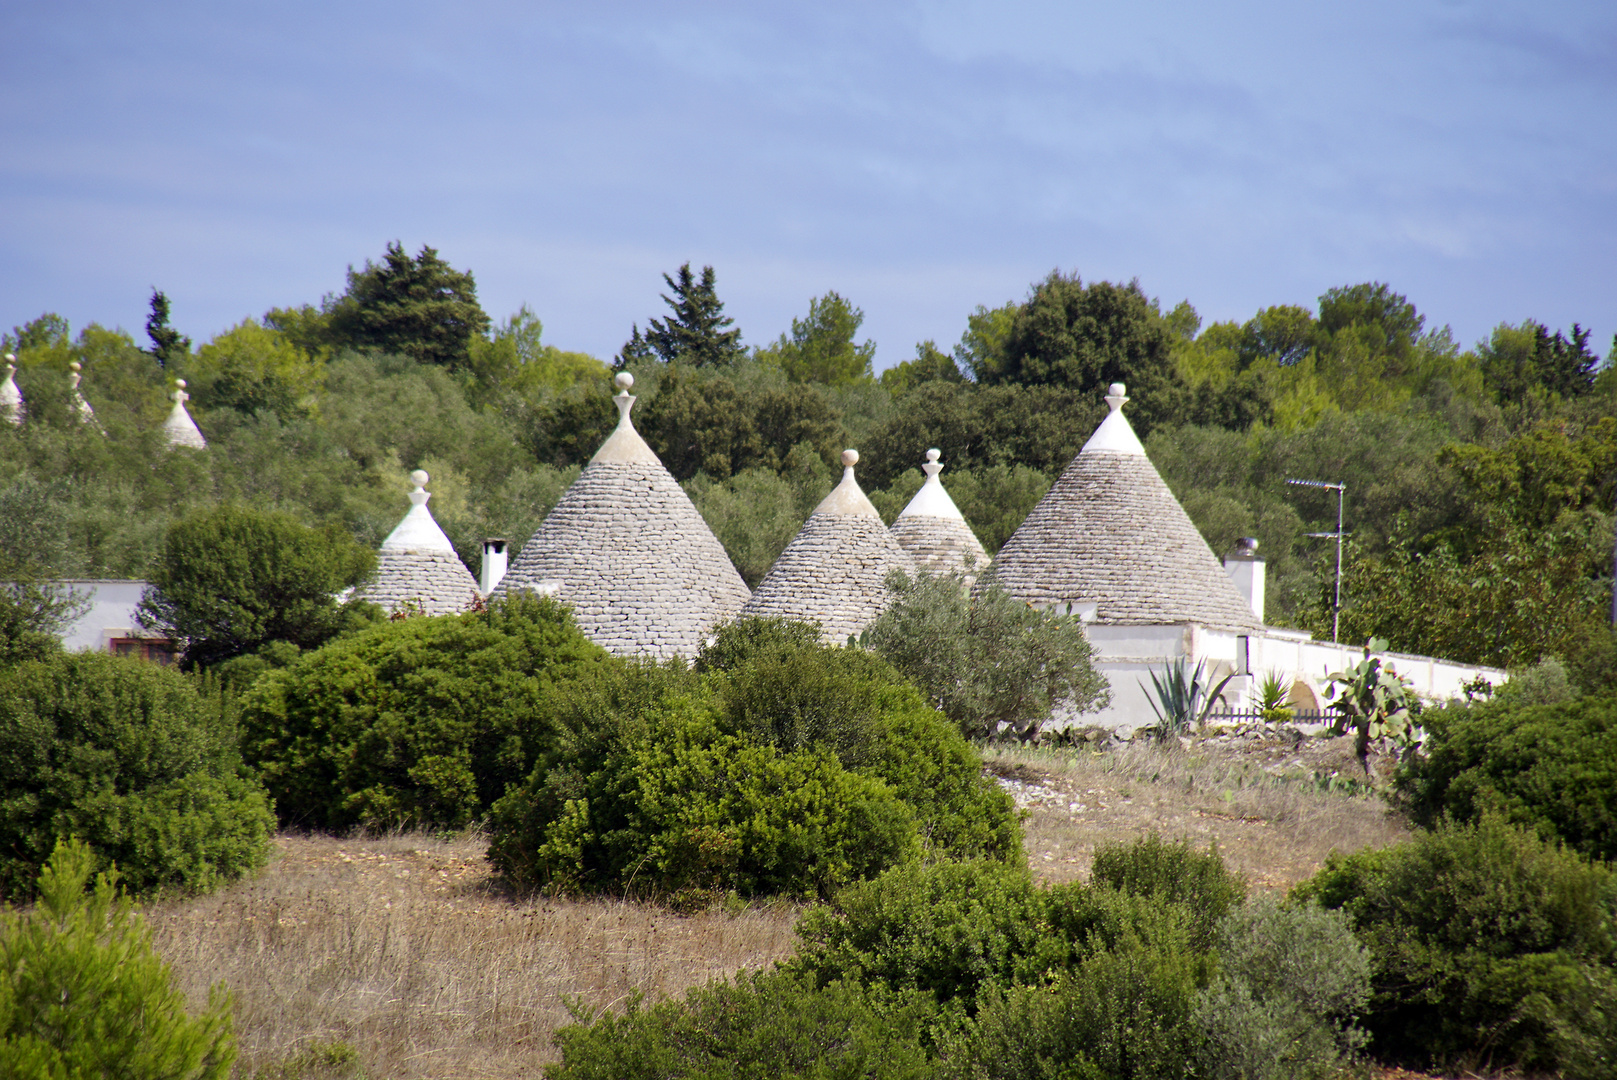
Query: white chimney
[[1223, 537, 1265, 623], [480, 538, 508, 595]]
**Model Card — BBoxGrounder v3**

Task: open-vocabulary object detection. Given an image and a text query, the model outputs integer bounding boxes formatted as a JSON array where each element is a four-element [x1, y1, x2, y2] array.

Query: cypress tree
[[145, 289, 191, 368], [330, 242, 491, 370]]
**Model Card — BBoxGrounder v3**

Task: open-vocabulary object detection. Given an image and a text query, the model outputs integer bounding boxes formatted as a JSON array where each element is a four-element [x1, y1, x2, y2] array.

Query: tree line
[[1, 241, 1613, 678]]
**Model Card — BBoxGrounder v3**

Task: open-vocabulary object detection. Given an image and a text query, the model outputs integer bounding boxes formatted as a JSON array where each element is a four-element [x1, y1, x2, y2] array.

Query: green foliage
[[465, 305, 607, 397], [1324, 637, 1424, 769], [488, 622, 1018, 899], [1292, 816, 1617, 1076], [145, 288, 191, 369], [639, 365, 842, 481], [1140, 658, 1234, 740], [683, 453, 829, 587], [240, 592, 610, 831], [183, 318, 326, 420], [1255, 671, 1295, 724], [0, 839, 236, 1079], [983, 273, 1181, 437], [1192, 895, 1371, 1080], [490, 695, 918, 902], [547, 970, 938, 1080], [1478, 319, 1602, 403], [878, 340, 964, 393], [1396, 692, 1617, 860], [1089, 834, 1246, 949], [621, 263, 746, 368], [0, 581, 86, 668], [138, 504, 380, 668], [326, 241, 492, 370], [760, 291, 877, 386], [0, 652, 273, 899], [862, 571, 1109, 741]]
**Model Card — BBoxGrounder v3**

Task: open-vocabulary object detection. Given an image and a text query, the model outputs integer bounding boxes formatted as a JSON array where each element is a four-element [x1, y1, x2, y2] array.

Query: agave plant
[[1257, 671, 1294, 724], [1140, 658, 1235, 741]]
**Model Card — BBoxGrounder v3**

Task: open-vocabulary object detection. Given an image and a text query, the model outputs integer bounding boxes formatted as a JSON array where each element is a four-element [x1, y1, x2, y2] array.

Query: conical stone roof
[[162, 379, 206, 449], [889, 448, 989, 582], [741, 449, 918, 643], [493, 372, 751, 659], [983, 384, 1262, 632], [358, 470, 481, 616]]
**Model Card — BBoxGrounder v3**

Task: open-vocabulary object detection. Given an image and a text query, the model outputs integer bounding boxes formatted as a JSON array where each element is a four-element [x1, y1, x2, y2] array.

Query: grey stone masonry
[[361, 551, 482, 616], [741, 451, 918, 643], [494, 459, 752, 659], [983, 385, 1262, 632], [889, 516, 989, 582]]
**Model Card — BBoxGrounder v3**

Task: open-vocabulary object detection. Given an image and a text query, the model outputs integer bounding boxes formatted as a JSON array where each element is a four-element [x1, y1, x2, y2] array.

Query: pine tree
[[329, 242, 491, 370], [0, 839, 236, 1078], [145, 289, 191, 368], [625, 263, 745, 368]]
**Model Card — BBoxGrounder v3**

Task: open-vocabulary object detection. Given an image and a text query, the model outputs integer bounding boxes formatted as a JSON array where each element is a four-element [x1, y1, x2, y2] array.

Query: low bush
[[1396, 691, 1617, 860], [1192, 895, 1371, 1080], [1293, 815, 1617, 1076], [490, 621, 1020, 899], [547, 970, 937, 1080], [240, 592, 611, 831], [0, 651, 273, 899], [489, 696, 918, 902], [1090, 834, 1245, 950], [0, 839, 236, 1078]]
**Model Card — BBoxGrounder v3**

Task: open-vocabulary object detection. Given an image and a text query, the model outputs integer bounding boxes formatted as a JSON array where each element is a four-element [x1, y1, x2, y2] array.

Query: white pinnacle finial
[[1105, 383, 1128, 413], [922, 448, 943, 480], [1080, 382, 1144, 455], [69, 361, 81, 389], [172, 378, 189, 404], [409, 469, 430, 507], [612, 371, 636, 423], [1, 354, 24, 426], [841, 448, 859, 468]]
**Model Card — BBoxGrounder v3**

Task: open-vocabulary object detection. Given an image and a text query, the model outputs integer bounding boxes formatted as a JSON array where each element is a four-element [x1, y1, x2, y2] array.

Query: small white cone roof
[[741, 449, 918, 643], [494, 372, 751, 659], [359, 470, 481, 616], [889, 448, 989, 581], [983, 383, 1261, 631], [161, 379, 206, 449], [1, 356, 23, 425]]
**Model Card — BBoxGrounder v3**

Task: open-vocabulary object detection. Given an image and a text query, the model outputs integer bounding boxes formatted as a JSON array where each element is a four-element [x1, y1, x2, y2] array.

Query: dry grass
[[146, 831, 801, 1078], [989, 733, 1414, 891], [139, 731, 1415, 1077]]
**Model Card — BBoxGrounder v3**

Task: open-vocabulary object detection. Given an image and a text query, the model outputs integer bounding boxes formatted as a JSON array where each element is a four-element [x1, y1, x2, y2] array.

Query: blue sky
[[2, 1, 1613, 369]]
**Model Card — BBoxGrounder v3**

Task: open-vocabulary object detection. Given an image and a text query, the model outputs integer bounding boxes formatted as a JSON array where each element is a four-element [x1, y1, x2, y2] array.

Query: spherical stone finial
[[614, 371, 634, 391], [1108, 382, 1126, 397], [924, 448, 941, 463], [175, 379, 187, 389], [841, 449, 859, 467], [70, 362, 81, 373], [410, 469, 430, 488], [4, 354, 14, 363]]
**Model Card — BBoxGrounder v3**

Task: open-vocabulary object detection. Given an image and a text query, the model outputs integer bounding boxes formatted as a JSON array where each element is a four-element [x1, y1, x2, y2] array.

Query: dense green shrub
[[1192, 895, 1370, 1080], [547, 970, 937, 1080], [950, 936, 1207, 1080], [1396, 692, 1617, 860], [488, 622, 1018, 899], [0, 652, 273, 900], [489, 696, 918, 902], [1293, 816, 1617, 1076], [137, 504, 381, 669], [792, 845, 1221, 1015], [1089, 834, 1246, 949], [240, 593, 610, 831], [0, 840, 236, 1079], [705, 624, 1021, 862]]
